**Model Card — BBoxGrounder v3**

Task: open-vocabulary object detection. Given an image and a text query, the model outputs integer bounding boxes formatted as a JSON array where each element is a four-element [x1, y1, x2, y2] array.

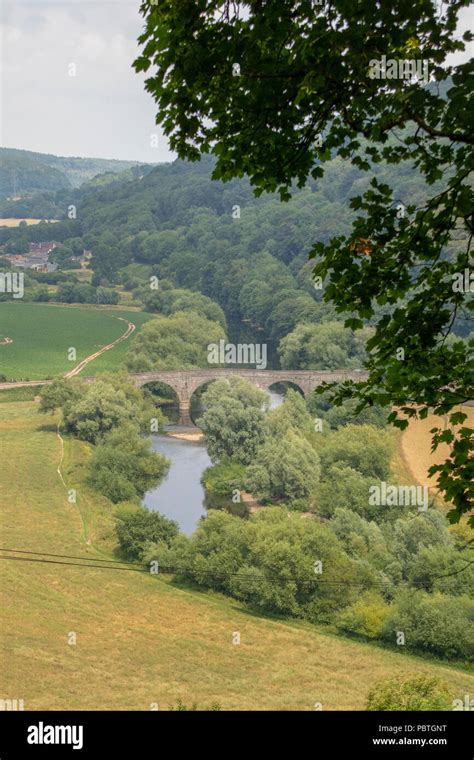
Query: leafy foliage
[[265, 389, 314, 438], [279, 322, 372, 370], [61, 375, 159, 444], [125, 311, 226, 370], [366, 675, 452, 711], [40, 374, 164, 444], [198, 378, 267, 464], [246, 429, 321, 505], [318, 423, 393, 480], [336, 592, 392, 640], [116, 508, 179, 560], [39, 377, 82, 415], [134, 0, 473, 521], [145, 508, 368, 622], [88, 424, 170, 504], [382, 590, 474, 661], [140, 285, 227, 330]]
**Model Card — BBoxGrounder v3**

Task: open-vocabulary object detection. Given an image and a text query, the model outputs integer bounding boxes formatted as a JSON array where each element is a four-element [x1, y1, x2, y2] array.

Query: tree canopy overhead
[[135, 1, 473, 523]]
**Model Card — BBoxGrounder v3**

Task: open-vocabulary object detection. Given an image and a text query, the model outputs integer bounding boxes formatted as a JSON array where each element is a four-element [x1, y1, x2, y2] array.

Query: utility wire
[[0, 555, 146, 573], [0, 547, 472, 587], [0, 547, 142, 566]]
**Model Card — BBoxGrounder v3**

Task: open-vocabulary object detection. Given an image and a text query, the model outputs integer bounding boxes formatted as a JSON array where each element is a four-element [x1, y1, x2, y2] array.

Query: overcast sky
[[0, 0, 174, 162], [0, 1, 472, 163]]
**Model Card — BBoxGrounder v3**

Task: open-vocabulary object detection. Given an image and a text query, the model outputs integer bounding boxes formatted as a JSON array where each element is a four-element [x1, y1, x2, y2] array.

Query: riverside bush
[[366, 675, 452, 711]]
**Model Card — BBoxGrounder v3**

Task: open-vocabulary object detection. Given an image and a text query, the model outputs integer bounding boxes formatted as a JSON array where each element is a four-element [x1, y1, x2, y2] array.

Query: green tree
[[62, 375, 162, 444], [96, 286, 119, 305], [265, 389, 314, 439], [386, 511, 454, 581], [201, 376, 268, 410], [279, 321, 372, 370], [317, 465, 382, 520], [329, 508, 402, 584], [198, 378, 267, 465], [55, 283, 79, 304], [409, 545, 474, 597], [134, 1, 473, 522], [382, 590, 474, 661], [39, 378, 83, 415], [116, 507, 178, 560], [49, 245, 74, 268], [308, 390, 388, 430], [246, 429, 321, 505], [126, 311, 226, 370], [319, 424, 393, 480], [88, 425, 170, 504], [146, 508, 366, 622], [141, 287, 227, 330], [5, 236, 29, 254]]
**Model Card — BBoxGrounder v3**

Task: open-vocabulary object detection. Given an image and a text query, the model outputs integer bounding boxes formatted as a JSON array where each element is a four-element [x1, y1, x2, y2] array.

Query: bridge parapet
[[0, 368, 369, 427], [126, 368, 368, 425]]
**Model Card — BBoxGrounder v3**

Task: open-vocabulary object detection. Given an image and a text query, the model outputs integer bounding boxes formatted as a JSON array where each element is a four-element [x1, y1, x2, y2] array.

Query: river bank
[[144, 390, 286, 532], [166, 429, 204, 442]]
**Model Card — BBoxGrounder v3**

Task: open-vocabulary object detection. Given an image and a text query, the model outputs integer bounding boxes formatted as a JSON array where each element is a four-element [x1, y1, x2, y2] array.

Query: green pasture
[[0, 302, 153, 380]]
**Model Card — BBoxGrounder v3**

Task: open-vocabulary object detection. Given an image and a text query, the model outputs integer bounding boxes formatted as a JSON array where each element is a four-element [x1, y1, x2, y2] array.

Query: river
[[143, 391, 284, 534]]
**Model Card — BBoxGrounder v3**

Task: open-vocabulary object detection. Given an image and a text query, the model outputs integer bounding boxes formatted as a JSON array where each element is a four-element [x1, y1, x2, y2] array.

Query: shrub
[[116, 509, 179, 560], [246, 429, 320, 504], [201, 462, 247, 497], [319, 424, 393, 480], [382, 590, 474, 661], [317, 465, 379, 520], [366, 675, 452, 711], [88, 426, 169, 503], [336, 592, 392, 639], [155, 508, 365, 622]]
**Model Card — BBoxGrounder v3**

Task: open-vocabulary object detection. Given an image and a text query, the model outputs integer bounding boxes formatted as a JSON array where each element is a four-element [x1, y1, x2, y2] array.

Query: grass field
[[0, 302, 153, 379], [0, 400, 472, 710], [400, 407, 474, 490], [0, 386, 37, 403]]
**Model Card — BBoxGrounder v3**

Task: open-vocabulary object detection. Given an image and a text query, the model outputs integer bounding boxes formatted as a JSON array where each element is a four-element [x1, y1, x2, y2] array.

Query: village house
[[4, 241, 59, 272], [80, 249, 92, 268]]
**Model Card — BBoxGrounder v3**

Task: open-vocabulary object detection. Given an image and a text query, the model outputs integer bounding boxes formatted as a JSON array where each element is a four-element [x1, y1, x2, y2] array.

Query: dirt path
[[56, 422, 67, 490], [64, 317, 135, 379]]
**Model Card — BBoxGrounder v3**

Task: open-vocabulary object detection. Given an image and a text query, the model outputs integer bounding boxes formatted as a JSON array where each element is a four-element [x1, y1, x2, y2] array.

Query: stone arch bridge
[[127, 368, 368, 425], [0, 368, 368, 426]]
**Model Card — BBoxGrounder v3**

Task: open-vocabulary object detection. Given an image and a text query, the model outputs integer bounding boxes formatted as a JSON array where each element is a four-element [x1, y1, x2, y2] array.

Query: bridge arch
[[141, 380, 181, 424], [126, 369, 368, 426], [267, 379, 305, 400]]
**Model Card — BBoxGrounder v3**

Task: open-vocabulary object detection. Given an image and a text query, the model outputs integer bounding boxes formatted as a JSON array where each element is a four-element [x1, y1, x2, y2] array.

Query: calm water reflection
[[144, 434, 211, 535], [143, 391, 285, 534]]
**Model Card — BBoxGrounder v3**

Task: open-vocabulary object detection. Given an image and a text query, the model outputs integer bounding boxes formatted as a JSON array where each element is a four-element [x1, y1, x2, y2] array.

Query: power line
[[0, 555, 146, 573], [0, 547, 472, 587], [0, 547, 142, 567]]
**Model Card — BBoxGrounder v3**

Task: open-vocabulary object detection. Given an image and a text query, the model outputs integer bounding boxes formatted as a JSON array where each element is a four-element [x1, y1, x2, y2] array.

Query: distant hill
[[0, 151, 71, 198], [0, 147, 153, 199]]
